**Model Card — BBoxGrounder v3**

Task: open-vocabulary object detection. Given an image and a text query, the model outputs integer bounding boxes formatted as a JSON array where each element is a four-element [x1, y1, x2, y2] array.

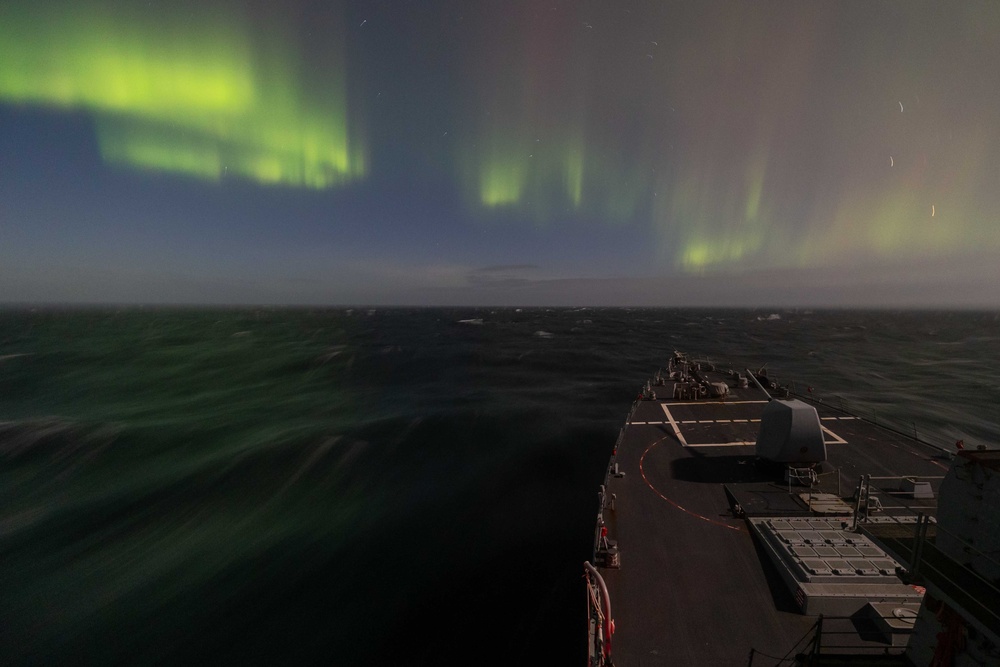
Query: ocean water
[[1, 307, 998, 665]]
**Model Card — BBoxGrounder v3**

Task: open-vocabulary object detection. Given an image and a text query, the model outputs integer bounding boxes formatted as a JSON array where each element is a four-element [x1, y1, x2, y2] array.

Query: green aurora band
[[459, 2, 1000, 275], [2, 1, 998, 278], [0, 1, 364, 188], [461, 5, 653, 229]]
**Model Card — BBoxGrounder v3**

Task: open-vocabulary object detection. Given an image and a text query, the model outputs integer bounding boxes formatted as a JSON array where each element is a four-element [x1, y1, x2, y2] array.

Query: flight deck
[[586, 354, 952, 666]]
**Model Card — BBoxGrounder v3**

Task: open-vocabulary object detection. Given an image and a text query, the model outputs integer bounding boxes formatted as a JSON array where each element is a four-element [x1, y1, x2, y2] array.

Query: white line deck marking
[[681, 425, 847, 448], [659, 403, 688, 447], [822, 426, 848, 445], [658, 400, 850, 448], [664, 400, 768, 406], [680, 418, 760, 424], [653, 396, 851, 446]]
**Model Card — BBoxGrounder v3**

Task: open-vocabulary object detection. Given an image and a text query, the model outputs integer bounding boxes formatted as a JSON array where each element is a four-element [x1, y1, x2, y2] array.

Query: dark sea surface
[[1, 307, 998, 665]]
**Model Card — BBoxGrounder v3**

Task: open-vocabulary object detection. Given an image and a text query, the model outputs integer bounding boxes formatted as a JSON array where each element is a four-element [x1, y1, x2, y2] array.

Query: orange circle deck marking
[[639, 438, 744, 533]]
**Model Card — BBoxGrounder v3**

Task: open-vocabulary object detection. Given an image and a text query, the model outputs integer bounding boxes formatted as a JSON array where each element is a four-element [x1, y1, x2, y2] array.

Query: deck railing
[[586, 396, 641, 664], [789, 388, 960, 459], [584, 561, 613, 667], [747, 613, 912, 665], [594, 398, 638, 560], [856, 477, 1000, 642]]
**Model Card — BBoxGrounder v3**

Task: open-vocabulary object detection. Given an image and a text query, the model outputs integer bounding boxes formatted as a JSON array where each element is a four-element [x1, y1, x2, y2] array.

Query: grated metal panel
[[826, 559, 857, 575], [750, 516, 924, 616], [849, 560, 881, 575], [799, 530, 824, 544], [871, 559, 898, 575], [819, 530, 847, 544], [777, 530, 803, 544], [836, 546, 863, 558], [802, 559, 832, 575], [751, 517, 912, 584]]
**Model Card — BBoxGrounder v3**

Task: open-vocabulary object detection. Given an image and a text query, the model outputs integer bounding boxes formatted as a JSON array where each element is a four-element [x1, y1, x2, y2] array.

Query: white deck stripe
[[659, 403, 688, 447], [686, 437, 848, 447], [664, 400, 768, 406], [680, 418, 760, 424], [822, 426, 848, 445], [683, 429, 847, 448], [659, 401, 849, 448]]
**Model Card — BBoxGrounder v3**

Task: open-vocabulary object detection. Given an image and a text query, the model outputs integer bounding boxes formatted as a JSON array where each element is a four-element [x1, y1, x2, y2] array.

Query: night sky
[[2, 0, 999, 307]]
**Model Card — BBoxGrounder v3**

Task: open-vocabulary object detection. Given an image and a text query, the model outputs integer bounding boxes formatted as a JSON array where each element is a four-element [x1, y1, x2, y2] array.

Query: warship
[[586, 351, 1000, 666]]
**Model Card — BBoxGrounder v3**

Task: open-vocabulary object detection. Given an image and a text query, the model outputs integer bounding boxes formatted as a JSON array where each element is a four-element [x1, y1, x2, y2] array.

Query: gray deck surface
[[596, 364, 950, 665]]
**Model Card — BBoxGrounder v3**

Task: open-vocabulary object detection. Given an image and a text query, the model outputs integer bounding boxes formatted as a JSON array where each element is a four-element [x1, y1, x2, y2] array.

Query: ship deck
[[594, 360, 951, 666]]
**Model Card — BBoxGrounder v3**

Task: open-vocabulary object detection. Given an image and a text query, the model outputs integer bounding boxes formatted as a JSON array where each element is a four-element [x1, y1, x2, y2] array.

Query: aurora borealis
[[0, 0, 364, 187], [2, 0, 999, 306]]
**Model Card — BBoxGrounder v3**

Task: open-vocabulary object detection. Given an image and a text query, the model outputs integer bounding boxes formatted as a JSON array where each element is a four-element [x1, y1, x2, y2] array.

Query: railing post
[[851, 476, 865, 531], [909, 513, 929, 581], [812, 614, 824, 658]]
